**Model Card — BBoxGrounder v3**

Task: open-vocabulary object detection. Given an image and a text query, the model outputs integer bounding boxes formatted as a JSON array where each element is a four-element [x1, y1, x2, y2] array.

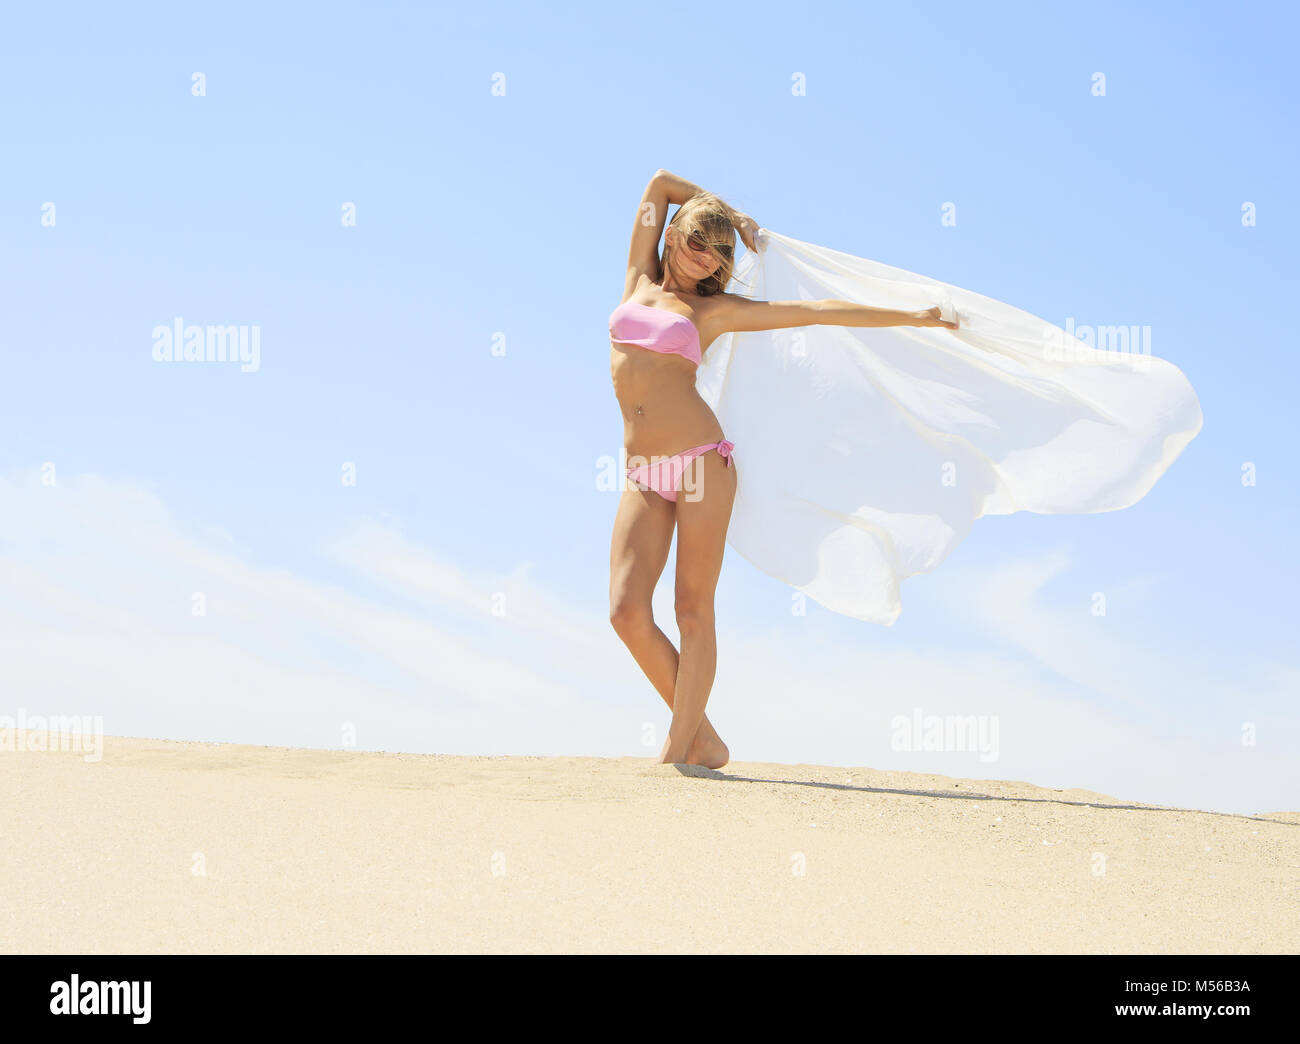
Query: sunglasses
[[685, 228, 733, 261]]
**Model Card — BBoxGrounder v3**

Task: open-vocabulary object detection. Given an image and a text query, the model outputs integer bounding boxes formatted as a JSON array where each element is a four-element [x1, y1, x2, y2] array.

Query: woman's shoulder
[[699, 289, 749, 323]]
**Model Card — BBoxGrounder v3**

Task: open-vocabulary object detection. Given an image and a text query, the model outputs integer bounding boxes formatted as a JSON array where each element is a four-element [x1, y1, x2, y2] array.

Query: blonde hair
[[661, 192, 753, 297]]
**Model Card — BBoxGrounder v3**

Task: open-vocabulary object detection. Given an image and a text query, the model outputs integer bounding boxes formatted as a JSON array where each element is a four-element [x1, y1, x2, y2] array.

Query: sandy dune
[[3, 734, 1296, 954]]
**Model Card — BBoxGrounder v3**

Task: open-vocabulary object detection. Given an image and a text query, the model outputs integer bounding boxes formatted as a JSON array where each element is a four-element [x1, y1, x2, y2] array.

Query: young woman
[[607, 169, 958, 769]]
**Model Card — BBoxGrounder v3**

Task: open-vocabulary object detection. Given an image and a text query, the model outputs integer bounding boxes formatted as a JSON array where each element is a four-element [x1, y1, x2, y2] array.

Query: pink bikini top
[[608, 300, 702, 367]]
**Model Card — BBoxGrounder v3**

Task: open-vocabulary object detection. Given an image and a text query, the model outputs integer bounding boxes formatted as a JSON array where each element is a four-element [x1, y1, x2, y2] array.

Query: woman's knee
[[674, 595, 715, 635], [610, 597, 654, 638]]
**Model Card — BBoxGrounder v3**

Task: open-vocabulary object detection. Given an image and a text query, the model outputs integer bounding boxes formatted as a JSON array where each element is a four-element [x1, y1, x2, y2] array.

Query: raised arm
[[623, 169, 705, 297], [717, 295, 959, 334]]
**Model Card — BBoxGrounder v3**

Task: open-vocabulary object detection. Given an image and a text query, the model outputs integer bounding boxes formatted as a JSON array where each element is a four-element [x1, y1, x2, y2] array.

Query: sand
[[3, 734, 1297, 954]]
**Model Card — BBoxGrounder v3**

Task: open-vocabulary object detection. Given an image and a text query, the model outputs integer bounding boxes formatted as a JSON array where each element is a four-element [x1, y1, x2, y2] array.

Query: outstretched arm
[[717, 295, 959, 334], [819, 299, 958, 330]]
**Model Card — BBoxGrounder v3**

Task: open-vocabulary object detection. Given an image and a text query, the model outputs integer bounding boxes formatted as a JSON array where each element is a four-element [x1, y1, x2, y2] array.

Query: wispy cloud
[[0, 468, 1294, 815]]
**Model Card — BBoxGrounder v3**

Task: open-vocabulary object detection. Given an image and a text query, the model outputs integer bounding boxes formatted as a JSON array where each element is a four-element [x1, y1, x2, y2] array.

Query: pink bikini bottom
[[625, 440, 735, 502]]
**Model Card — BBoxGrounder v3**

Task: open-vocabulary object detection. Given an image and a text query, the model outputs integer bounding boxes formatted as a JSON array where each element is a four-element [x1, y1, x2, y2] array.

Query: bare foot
[[685, 731, 729, 770]]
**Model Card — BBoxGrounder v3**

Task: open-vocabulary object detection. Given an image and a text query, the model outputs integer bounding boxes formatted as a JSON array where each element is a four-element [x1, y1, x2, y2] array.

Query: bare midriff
[[610, 337, 726, 462]]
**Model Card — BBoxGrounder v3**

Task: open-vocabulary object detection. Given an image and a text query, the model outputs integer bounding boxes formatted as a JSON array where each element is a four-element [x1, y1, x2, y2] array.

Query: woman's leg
[[609, 484, 728, 763], [659, 448, 738, 765]]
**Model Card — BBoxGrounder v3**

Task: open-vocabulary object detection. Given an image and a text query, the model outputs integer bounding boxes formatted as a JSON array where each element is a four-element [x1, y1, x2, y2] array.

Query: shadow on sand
[[666, 763, 1296, 826]]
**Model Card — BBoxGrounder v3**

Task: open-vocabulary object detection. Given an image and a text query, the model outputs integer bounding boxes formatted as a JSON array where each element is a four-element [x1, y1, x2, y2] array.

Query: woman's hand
[[917, 306, 960, 330], [733, 212, 761, 253]]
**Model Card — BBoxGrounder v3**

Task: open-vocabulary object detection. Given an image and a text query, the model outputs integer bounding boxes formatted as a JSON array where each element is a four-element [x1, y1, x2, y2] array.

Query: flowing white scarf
[[695, 228, 1203, 624]]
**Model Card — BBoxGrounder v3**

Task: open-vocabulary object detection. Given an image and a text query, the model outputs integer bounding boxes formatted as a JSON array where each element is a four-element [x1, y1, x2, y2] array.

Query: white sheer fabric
[[695, 228, 1203, 625]]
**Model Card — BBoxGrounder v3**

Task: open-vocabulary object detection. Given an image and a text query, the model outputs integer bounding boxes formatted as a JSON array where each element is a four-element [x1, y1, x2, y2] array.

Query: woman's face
[[670, 224, 723, 280]]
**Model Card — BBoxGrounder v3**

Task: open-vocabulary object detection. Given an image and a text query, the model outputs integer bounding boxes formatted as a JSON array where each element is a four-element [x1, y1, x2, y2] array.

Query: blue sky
[[2, 1, 1296, 815]]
